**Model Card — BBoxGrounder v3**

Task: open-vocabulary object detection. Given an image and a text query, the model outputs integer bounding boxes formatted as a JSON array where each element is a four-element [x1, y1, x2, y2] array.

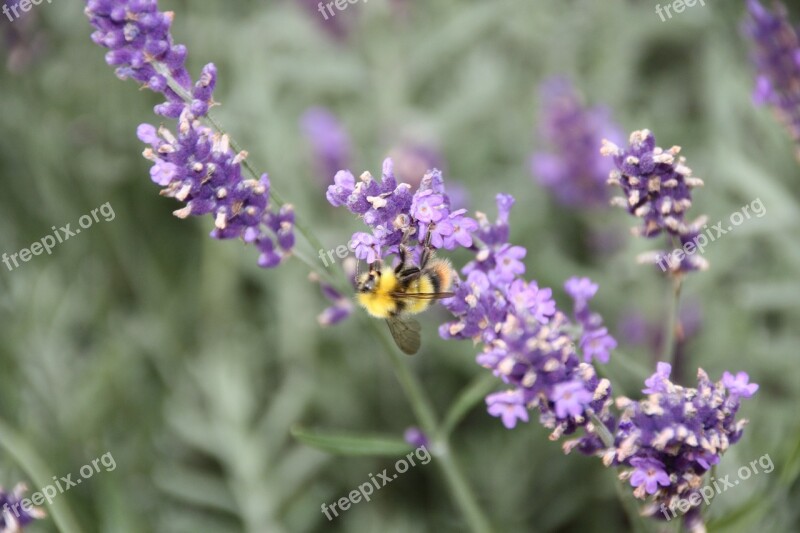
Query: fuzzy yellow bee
[[356, 233, 454, 355]]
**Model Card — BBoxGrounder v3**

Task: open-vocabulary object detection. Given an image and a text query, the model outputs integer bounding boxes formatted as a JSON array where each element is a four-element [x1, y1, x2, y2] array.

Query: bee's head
[[356, 268, 381, 293]]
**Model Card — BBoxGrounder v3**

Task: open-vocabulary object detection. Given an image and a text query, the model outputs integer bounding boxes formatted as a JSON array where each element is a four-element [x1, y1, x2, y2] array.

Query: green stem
[[440, 373, 499, 439], [590, 414, 651, 533], [660, 276, 683, 377], [153, 60, 492, 532], [0, 419, 84, 533], [367, 319, 494, 533], [435, 441, 494, 533]]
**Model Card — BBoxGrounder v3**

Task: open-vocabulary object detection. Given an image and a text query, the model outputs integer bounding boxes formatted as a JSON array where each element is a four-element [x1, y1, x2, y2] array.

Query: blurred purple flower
[[300, 107, 352, 185], [744, 0, 800, 159], [642, 362, 672, 394], [531, 77, 622, 208], [722, 371, 759, 398], [296, 0, 352, 41], [403, 427, 429, 448], [388, 143, 445, 190], [310, 273, 353, 326], [0, 484, 44, 531]]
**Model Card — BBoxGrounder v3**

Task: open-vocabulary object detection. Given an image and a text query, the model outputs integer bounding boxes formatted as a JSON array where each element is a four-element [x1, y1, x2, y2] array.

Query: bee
[[356, 228, 454, 355]]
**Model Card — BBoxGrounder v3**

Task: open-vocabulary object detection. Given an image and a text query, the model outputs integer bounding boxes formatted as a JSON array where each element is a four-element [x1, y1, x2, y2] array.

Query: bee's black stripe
[[430, 271, 441, 294]]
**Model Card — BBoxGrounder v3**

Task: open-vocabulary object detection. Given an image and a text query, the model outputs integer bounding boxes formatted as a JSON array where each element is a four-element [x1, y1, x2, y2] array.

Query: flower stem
[[367, 319, 494, 533], [0, 418, 84, 533], [661, 275, 683, 380], [589, 413, 652, 533]]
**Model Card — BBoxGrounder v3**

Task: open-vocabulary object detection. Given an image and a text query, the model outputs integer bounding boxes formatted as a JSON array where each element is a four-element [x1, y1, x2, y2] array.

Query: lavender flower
[[86, 0, 192, 113], [486, 390, 529, 429], [607, 365, 756, 520], [439, 196, 615, 453], [326, 158, 476, 264], [531, 77, 622, 208], [602, 129, 708, 274], [744, 0, 800, 158], [565, 276, 617, 364], [86, 0, 294, 268], [0, 484, 44, 531], [403, 427, 429, 448], [629, 457, 671, 495], [300, 107, 352, 185]]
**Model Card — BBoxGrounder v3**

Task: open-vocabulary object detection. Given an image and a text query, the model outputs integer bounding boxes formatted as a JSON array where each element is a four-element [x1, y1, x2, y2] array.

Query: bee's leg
[[418, 222, 435, 270], [395, 244, 409, 274]]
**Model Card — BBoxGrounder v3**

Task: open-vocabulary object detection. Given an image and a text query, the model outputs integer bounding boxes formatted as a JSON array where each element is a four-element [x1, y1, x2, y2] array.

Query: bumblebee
[[356, 229, 454, 355]]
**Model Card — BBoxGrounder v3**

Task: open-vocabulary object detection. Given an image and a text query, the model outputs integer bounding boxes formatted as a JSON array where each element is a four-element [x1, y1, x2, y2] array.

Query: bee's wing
[[391, 292, 455, 300], [386, 316, 422, 355]]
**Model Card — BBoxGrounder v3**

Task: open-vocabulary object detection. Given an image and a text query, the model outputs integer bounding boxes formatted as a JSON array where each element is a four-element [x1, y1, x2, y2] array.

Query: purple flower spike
[[603, 129, 708, 275], [86, 0, 191, 93], [611, 367, 755, 510], [438, 196, 615, 454], [87, 1, 294, 269], [744, 0, 800, 158]]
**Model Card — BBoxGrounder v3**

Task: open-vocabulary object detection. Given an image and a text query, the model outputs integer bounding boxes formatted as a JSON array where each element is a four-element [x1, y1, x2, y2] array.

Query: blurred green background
[[1, 0, 799, 531]]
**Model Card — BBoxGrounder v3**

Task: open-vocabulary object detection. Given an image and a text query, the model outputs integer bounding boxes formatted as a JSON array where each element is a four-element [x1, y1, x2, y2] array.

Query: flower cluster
[[0, 484, 44, 532], [744, 0, 800, 159], [86, 0, 294, 268], [531, 77, 622, 208], [602, 129, 708, 274], [326, 158, 477, 264], [439, 195, 616, 453], [607, 363, 757, 521]]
